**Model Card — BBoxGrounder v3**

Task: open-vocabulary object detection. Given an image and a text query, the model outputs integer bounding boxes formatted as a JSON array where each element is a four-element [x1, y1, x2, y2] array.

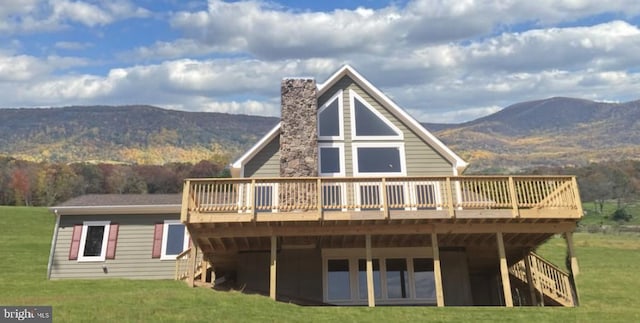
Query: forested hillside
[[0, 105, 278, 164]]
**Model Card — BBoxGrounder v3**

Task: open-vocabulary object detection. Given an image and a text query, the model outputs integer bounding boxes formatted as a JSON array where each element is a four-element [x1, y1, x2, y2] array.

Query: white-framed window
[[319, 142, 345, 177], [318, 90, 344, 140], [349, 89, 403, 141], [161, 220, 189, 260], [322, 248, 436, 305], [352, 142, 407, 177], [78, 221, 110, 262]]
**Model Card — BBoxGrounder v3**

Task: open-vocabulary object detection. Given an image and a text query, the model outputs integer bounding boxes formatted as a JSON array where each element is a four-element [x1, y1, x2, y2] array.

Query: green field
[[1, 207, 639, 322], [580, 200, 640, 226]]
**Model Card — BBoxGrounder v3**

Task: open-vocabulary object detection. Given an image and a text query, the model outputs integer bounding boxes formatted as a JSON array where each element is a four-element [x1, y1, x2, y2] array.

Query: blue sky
[[1, 0, 640, 123]]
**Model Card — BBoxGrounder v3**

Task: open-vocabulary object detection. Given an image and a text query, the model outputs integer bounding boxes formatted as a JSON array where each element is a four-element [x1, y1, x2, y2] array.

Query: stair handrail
[[509, 251, 575, 307]]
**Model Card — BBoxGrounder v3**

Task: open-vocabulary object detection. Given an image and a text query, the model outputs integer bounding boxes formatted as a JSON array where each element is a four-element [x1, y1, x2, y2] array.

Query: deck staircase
[[509, 252, 576, 307], [175, 246, 211, 286]]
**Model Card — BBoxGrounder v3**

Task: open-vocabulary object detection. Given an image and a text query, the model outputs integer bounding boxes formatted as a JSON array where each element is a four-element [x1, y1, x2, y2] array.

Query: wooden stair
[[175, 247, 212, 286], [509, 252, 576, 307]]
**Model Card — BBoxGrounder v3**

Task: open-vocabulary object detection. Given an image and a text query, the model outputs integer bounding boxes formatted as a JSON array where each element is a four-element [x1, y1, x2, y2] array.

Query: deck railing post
[[445, 177, 454, 218], [181, 180, 191, 223], [317, 178, 323, 220], [508, 177, 519, 217], [250, 179, 256, 220], [188, 244, 196, 287], [571, 177, 584, 218], [381, 178, 389, 219]]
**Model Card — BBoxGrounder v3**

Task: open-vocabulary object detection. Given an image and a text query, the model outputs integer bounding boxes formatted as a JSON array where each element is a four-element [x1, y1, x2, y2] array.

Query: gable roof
[[231, 65, 468, 175], [51, 194, 181, 215]]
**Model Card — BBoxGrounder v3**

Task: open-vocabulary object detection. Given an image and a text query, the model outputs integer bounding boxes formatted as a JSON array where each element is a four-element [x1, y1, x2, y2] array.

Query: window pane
[[320, 147, 340, 174], [319, 99, 340, 137], [328, 259, 351, 300], [322, 185, 342, 209], [83, 225, 105, 257], [166, 224, 186, 256], [413, 258, 436, 299], [386, 258, 409, 298], [354, 99, 398, 136], [358, 259, 381, 299], [357, 147, 402, 173]]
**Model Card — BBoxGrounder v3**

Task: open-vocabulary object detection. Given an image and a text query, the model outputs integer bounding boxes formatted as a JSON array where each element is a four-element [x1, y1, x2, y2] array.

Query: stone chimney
[[280, 78, 318, 177]]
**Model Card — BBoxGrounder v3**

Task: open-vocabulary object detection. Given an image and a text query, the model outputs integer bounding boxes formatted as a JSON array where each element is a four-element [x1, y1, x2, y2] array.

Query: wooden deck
[[181, 175, 583, 224], [179, 176, 582, 307]]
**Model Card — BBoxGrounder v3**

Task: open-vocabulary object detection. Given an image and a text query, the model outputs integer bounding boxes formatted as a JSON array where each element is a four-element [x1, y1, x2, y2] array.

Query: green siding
[[244, 136, 280, 177], [245, 75, 455, 178], [321, 76, 453, 177], [50, 214, 180, 280]]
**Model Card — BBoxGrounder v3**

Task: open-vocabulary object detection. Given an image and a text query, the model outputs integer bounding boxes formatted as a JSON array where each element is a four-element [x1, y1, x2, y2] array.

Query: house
[[179, 65, 583, 307], [48, 65, 583, 307], [47, 194, 187, 280]]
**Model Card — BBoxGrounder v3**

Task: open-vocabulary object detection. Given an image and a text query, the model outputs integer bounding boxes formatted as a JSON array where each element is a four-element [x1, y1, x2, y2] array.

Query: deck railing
[[175, 246, 204, 284], [509, 252, 575, 306], [181, 176, 582, 221]]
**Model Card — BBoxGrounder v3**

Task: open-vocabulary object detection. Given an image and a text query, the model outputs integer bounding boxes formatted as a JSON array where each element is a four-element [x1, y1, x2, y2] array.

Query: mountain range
[[424, 97, 640, 171], [1, 97, 639, 172]]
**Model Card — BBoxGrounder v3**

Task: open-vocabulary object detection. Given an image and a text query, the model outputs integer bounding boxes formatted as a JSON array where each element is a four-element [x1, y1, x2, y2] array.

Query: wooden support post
[[200, 258, 208, 284], [497, 232, 513, 307], [365, 234, 375, 307], [565, 231, 580, 306], [432, 233, 444, 307], [564, 232, 579, 276], [523, 252, 537, 306], [270, 235, 277, 300]]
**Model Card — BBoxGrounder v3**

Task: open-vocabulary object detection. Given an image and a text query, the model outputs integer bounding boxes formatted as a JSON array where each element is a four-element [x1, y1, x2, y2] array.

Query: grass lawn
[[580, 200, 640, 226], [1, 206, 639, 322]]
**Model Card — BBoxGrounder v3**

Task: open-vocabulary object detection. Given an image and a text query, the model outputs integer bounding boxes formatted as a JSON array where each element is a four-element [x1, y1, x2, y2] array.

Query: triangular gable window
[[318, 90, 343, 140], [350, 90, 403, 140]]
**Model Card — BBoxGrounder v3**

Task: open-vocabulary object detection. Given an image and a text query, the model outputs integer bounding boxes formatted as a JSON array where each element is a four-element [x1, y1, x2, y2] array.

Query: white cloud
[[0, 0, 150, 34], [164, 0, 640, 60], [3, 0, 640, 124]]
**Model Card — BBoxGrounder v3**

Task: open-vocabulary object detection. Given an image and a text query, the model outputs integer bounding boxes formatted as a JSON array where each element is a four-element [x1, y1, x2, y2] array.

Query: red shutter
[[152, 223, 163, 258], [106, 223, 119, 260], [68, 224, 83, 260]]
